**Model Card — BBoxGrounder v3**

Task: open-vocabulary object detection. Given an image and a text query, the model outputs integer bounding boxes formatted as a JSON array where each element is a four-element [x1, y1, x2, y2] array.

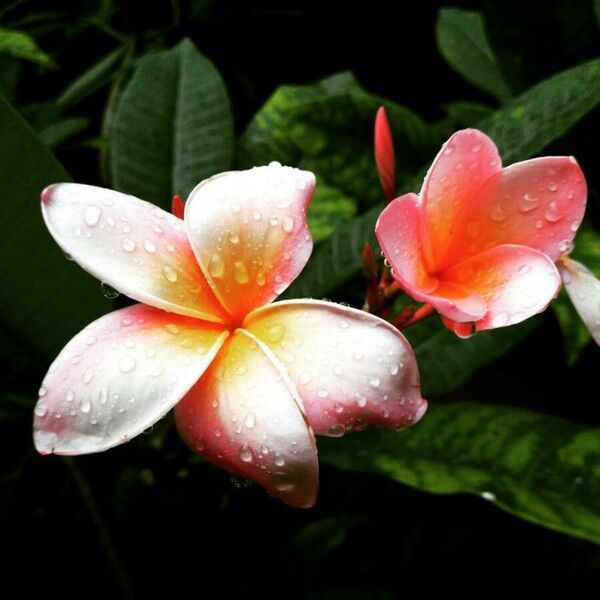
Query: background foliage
[[1, 0, 600, 597]]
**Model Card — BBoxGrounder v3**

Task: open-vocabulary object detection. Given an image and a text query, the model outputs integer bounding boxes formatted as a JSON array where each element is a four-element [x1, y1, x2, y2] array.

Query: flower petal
[[184, 164, 316, 321], [243, 300, 427, 436], [175, 329, 318, 508], [443, 244, 561, 331], [33, 304, 228, 455], [559, 257, 600, 345], [442, 156, 587, 269], [421, 129, 501, 270], [41, 183, 228, 322]]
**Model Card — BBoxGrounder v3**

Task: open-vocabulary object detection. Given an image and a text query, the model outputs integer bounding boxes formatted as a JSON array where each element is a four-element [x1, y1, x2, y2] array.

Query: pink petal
[[441, 156, 587, 269], [42, 183, 228, 322], [374, 106, 396, 202], [421, 129, 501, 270], [175, 329, 318, 508], [33, 304, 229, 455], [443, 244, 561, 331], [559, 257, 600, 345], [376, 194, 487, 322], [243, 300, 427, 436], [184, 164, 316, 321]]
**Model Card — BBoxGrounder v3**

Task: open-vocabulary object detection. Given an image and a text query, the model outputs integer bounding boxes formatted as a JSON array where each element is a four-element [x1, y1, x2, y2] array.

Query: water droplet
[[534, 220, 544, 230], [388, 363, 399, 375], [481, 491, 496, 501], [338, 320, 349, 330], [547, 182, 558, 192], [269, 215, 279, 226], [353, 351, 363, 361], [118, 356, 136, 373], [162, 265, 178, 283], [558, 239, 573, 253], [266, 323, 285, 343], [214, 427, 222, 438], [165, 323, 180, 334], [329, 424, 345, 437], [253, 209, 262, 221], [66, 389, 75, 402], [84, 206, 101, 226], [209, 253, 225, 278], [355, 393, 367, 408], [269, 160, 282, 167], [368, 376, 380, 388], [101, 283, 120, 299], [86, 335, 97, 345], [121, 237, 136, 252], [570, 220, 580, 232], [143, 239, 157, 253], [83, 369, 94, 384], [80, 398, 91, 413], [471, 143, 482, 153], [491, 312, 509, 327], [520, 193, 539, 213], [256, 271, 266, 287], [228, 231, 240, 244], [281, 215, 294, 233], [244, 412, 256, 429], [239, 444, 253, 463], [273, 454, 285, 467], [334, 402, 344, 414], [234, 261, 250, 284], [38, 386, 47, 398], [166, 243, 175, 252], [490, 203, 507, 222], [317, 388, 329, 398], [518, 264, 530, 275], [544, 201, 562, 223]]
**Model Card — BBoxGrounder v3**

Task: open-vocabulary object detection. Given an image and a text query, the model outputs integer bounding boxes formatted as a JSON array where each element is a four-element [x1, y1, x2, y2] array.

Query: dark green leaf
[[308, 182, 358, 243], [239, 72, 432, 208], [0, 94, 110, 361], [0, 27, 55, 68], [57, 47, 124, 110], [407, 316, 540, 397], [320, 401, 600, 544], [111, 38, 233, 209], [39, 117, 90, 148], [553, 224, 600, 364], [436, 8, 511, 101], [442, 100, 494, 126]]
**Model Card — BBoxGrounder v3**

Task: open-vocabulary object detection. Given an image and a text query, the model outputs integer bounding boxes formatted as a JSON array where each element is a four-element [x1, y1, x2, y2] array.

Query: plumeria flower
[[375, 126, 587, 337], [34, 163, 427, 507]]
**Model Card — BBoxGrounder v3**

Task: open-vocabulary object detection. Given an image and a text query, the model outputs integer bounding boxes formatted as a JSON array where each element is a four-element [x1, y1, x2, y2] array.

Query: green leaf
[[595, 0, 600, 28], [292, 58, 600, 302], [39, 117, 90, 148], [308, 182, 358, 243], [436, 8, 511, 101], [406, 316, 540, 397], [553, 224, 600, 364], [479, 57, 600, 164], [57, 47, 124, 110], [442, 100, 494, 126], [0, 28, 56, 68], [239, 72, 432, 208], [320, 401, 600, 544], [111, 38, 233, 209], [0, 94, 109, 361]]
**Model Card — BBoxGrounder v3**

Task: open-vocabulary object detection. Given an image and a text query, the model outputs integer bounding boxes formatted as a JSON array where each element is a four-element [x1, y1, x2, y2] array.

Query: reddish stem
[[399, 303, 435, 328]]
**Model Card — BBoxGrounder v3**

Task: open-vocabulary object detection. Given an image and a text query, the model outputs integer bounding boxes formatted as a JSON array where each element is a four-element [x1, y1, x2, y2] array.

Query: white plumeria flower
[[34, 163, 427, 507], [558, 257, 600, 346]]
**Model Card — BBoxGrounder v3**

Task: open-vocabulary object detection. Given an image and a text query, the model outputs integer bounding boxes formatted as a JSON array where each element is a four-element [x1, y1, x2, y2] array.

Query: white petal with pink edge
[[41, 183, 228, 322], [33, 304, 229, 455], [175, 329, 318, 508], [243, 300, 427, 436], [559, 257, 600, 345], [184, 164, 315, 321]]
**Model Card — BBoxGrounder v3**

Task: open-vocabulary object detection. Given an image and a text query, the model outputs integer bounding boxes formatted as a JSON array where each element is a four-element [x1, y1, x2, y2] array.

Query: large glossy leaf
[[406, 316, 540, 397], [292, 58, 600, 302], [320, 401, 600, 544], [307, 182, 357, 243], [0, 28, 55, 68], [110, 38, 233, 209], [0, 94, 109, 362], [553, 225, 600, 364], [239, 72, 433, 208], [436, 8, 511, 102]]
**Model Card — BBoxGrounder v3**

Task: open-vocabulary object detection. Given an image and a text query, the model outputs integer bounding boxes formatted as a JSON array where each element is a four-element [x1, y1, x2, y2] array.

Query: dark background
[[1, 1, 600, 598]]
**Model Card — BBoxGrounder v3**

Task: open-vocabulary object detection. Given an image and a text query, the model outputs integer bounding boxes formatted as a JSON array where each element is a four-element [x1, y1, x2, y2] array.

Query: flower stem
[[396, 303, 435, 329]]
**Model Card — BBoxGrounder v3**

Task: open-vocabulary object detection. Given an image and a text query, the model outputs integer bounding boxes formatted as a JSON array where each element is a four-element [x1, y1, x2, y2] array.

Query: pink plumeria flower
[[558, 257, 600, 346], [34, 163, 427, 507], [375, 128, 587, 337]]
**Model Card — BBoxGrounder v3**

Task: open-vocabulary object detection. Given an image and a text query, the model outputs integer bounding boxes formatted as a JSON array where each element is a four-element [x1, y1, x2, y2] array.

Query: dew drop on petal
[[518, 264, 530, 275], [84, 206, 101, 226], [162, 265, 178, 283], [266, 324, 285, 343], [35, 402, 47, 417], [491, 312, 509, 327], [118, 356, 136, 373], [355, 393, 367, 408], [317, 388, 329, 398], [143, 240, 157, 253], [209, 253, 225, 278], [101, 283, 120, 299], [244, 412, 256, 429], [368, 376, 380, 388], [256, 271, 266, 287], [544, 201, 562, 223], [80, 398, 91, 413], [489, 203, 507, 222], [273, 454, 286, 467], [165, 323, 180, 334], [329, 424, 345, 437], [228, 231, 240, 244], [239, 444, 253, 463], [281, 215, 294, 233], [234, 261, 250, 284], [121, 238, 136, 252]]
